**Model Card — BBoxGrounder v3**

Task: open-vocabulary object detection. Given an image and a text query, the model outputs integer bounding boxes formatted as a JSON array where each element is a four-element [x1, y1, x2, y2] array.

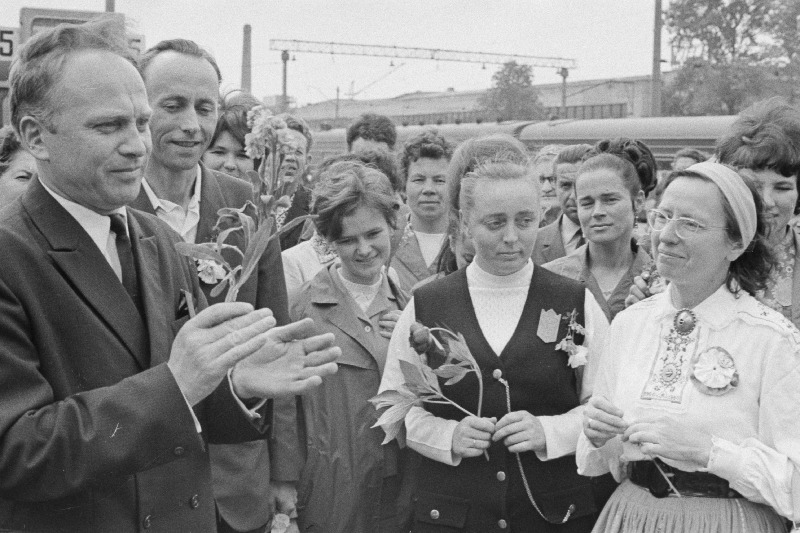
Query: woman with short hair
[[579, 162, 798, 532], [291, 161, 409, 533]]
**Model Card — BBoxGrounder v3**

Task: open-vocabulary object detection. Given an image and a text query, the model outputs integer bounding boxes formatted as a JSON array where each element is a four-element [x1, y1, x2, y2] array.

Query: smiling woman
[[578, 162, 797, 533], [290, 161, 410, 533]]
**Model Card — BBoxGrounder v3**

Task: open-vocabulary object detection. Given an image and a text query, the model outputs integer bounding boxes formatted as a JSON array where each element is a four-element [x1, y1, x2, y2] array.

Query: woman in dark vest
[[379, 159, 609, 532]]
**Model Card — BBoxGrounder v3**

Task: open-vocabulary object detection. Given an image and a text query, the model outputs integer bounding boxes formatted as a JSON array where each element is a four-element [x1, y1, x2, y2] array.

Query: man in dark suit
[[130, 39, 297, 533], [0, 19, 338, 533]]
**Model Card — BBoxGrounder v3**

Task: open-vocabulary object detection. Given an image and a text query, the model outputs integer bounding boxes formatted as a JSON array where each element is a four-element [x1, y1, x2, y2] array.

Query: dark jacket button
[[173, 446, 185, 456]]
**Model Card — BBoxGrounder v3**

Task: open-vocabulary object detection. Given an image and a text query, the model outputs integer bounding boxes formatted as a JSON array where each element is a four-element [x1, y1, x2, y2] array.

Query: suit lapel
[[25, 179, 150, 369], [197, 165, 226, 245], [129, 214, 173, 367]]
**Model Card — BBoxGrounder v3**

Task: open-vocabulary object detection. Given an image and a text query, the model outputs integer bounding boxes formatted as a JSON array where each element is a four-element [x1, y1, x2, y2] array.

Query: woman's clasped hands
[[452, 411, 550, 459]]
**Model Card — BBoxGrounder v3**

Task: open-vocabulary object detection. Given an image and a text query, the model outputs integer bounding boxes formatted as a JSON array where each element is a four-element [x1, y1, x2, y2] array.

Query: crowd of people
[[0, 16, 798, 533]]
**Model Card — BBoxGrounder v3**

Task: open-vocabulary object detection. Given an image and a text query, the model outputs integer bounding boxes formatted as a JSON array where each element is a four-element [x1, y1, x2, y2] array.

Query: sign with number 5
[[0, 27, 19, 60]]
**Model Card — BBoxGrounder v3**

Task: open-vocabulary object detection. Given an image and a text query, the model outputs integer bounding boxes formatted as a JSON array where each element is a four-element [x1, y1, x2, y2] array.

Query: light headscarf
[[685, 161, 757, 250]]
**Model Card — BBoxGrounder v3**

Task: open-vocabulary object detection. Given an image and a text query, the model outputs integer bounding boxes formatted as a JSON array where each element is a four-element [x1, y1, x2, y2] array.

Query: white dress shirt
[[576, 284, 800, 521], [378, 260, 609, 466], [560, 215, 584, 256], [141, 166, 202, 243]]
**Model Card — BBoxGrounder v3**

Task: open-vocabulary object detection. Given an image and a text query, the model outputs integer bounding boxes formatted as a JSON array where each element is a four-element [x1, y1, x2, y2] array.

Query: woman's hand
[[452, 416, 496, 459], [584, 396, 628, 449], [493, 411, 546, 453], [624, 417, 713, 469], [624, 274, 651, 308], [378, 310, 402, 339]]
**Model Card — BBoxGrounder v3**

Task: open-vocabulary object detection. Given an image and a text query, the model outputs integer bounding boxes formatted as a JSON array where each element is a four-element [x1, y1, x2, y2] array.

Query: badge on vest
[[537, 309, 562, 343]]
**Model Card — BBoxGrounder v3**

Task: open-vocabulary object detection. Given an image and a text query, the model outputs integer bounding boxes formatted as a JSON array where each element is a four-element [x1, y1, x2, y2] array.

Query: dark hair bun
[[591, 138, 657, 194]]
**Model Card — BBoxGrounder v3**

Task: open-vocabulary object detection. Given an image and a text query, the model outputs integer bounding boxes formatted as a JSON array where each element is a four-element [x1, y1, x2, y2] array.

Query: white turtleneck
[[378, 261, 609, 466], [467, 260, 534, 355]]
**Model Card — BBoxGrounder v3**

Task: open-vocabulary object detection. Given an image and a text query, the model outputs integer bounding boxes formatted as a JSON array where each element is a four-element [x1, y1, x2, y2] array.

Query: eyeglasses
[[646, 209, 727, 239]]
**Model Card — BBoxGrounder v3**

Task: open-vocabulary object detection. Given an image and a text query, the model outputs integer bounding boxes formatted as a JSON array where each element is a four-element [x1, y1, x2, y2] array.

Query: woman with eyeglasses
[[544, 139, 655, 322], [578, 161, 799, 532]]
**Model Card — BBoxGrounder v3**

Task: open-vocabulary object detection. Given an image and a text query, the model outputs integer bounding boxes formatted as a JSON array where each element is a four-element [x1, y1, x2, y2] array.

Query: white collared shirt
[[40, 181, 127, 282], [141, 165, 202, 243], [560, 214, 583, 255], [378, 260, 609, 466], [577, 284, 800, 521]]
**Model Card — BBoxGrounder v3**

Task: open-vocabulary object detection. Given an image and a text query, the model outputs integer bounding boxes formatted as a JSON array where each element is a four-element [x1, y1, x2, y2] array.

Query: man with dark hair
[[2, 18, 338, 533], [533, 144, 593, 264], [346, 113, 397, 152], [391, 129, 453, 291], [129, 38, 299, 533]]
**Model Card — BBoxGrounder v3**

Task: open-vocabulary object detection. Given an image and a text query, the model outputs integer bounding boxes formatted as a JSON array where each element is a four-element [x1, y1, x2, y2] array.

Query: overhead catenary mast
[[269, 39, 577, 112]]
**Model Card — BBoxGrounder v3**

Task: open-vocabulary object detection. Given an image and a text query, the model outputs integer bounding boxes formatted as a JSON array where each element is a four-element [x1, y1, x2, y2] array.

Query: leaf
[[210, 276, 231, 298], [446, 333, 479, 368], [216, 226, 242, 250], [238, 219, 274, 287], [369, 388, 419, 445], [433, 363, 470, 386], [236, 210, 256, 247], [368, 389, 416, 410], [399, 359, 429, 391], [175, 242, 230, 269]]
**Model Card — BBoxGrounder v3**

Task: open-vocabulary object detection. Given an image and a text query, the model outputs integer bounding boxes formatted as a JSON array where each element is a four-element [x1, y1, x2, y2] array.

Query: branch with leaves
[[175, 106, 314, 303], [370, 324, 487, 460]]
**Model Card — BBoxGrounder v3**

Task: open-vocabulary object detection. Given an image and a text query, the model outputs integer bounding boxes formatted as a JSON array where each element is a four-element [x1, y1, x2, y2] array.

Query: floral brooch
[[690, 346, 739, 396], [554, 309, 588, 369]]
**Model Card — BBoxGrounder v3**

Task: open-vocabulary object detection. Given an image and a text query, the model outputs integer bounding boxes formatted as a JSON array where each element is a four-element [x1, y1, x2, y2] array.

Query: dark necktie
[[108, 213, 141, 313]]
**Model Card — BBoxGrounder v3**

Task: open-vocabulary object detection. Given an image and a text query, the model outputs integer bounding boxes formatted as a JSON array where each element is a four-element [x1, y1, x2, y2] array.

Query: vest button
[[189, 494, 199, 509], [498, 518, 508, 529], [430, 509, 440, 520], [492, 369, 502, 380], [142, 515, 152, 529], [173, 446, 185, 456], [496, 470, 506, 481]]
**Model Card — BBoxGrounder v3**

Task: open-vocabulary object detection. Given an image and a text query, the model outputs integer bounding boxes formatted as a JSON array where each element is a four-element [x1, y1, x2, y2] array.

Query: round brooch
[[690, 346, 739, 396], [673, 308, 697, 336]]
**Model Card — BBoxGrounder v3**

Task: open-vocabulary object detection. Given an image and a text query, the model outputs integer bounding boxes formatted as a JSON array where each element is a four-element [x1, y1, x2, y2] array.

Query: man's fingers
[[302, 347, 341, 368], [298, 361, 339, 380], [268, 318, 316, 343], [214, 315, 276, 352], [219, 330, 274, 368], [203, 308, 274, 344], [300, 332, 337, 354], [190, 302, 257, 329]]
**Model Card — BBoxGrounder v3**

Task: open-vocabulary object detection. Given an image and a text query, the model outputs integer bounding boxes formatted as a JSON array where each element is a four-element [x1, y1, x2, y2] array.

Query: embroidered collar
[[652, 283, 740, 330]]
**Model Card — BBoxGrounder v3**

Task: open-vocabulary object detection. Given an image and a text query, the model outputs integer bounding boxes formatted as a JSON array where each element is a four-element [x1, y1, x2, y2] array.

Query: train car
[[309, 121, 535, 162], [517, 115, 737, 168], [309, 115, 737, 170]]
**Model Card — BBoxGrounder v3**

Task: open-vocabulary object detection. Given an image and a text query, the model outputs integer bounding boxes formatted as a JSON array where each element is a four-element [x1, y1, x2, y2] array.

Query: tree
[[663, 0, 794, 115], [478, 61, 545, 121]]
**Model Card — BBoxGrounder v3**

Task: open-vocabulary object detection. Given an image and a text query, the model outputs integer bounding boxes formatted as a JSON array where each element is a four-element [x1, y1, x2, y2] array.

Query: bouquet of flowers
[[175, 106, 313, 307]]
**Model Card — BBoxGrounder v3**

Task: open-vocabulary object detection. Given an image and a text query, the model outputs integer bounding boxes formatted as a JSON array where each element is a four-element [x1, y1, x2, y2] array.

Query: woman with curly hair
[[716, 97, 800, 327], [202, 92, 263, 181], [544, 139, 656, 322]]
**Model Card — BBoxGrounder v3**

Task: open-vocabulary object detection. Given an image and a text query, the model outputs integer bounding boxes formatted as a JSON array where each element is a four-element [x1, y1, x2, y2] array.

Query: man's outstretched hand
[[231, 318, 340, 400]]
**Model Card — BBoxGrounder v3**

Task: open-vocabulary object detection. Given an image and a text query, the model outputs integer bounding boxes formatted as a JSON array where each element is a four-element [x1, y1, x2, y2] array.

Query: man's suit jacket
[[279, 185, 312, 251], [130, 166, 292, 531], [532, 215, 568, 265], [0, 178, 266, 533]]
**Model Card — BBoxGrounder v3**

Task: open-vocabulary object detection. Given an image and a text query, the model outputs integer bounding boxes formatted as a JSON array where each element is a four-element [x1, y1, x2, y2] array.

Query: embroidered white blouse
[[378, 260, 609, 466], [576, 284, 800, 521]]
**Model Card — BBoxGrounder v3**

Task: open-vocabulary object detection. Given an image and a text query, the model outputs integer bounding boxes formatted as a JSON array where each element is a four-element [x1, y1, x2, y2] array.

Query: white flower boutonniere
[[690, 346, 739, 395], [554, 309, 588, 368], [197, 259, 226, 285]]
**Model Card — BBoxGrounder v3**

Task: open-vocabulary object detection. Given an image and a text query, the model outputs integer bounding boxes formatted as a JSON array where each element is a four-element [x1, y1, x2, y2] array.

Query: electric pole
[[651, 0, 663, 117], [241, 24, 252, 94]]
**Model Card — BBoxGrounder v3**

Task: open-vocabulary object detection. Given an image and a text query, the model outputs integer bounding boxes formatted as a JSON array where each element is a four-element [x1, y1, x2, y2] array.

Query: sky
[[1, 1, 669, 107]]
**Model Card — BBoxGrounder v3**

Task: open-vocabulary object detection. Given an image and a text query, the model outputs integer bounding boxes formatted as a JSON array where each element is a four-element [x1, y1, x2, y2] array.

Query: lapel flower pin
[[554, 309, 588, 368]]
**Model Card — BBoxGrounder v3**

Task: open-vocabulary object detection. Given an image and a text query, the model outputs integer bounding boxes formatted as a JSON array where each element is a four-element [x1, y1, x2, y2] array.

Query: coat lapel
[[394, 232, 434, 281], [25, 179, 150, 369], [196, 165, 226, 245]]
